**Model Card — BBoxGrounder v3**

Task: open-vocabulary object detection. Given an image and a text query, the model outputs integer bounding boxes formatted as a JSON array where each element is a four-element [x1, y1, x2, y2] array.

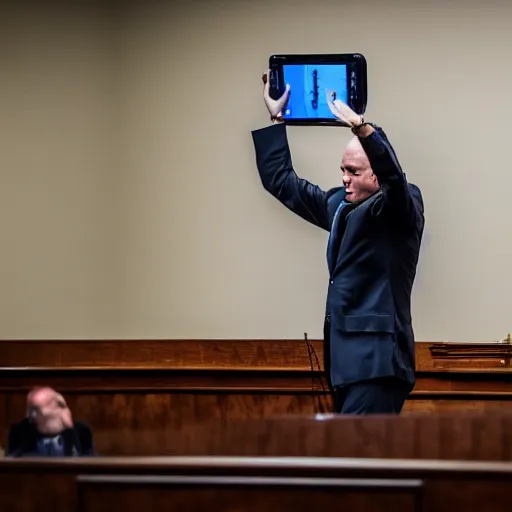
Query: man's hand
[[326, 90, 361, 126], [28, 387, 74, 435], [326, 90, 374, 137], [262, 70, 290, 119]]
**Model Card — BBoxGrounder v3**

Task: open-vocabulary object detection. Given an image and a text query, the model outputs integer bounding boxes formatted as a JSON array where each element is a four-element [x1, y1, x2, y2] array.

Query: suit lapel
[[326, 190, 384, 276]]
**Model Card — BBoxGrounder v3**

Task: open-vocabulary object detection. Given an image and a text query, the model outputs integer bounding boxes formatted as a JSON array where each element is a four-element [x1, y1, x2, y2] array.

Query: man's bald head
[[27, 386, 55, 406], [27, 386, 73, 435], [344, 136, 371, 165], [341, 136, 380, 203]]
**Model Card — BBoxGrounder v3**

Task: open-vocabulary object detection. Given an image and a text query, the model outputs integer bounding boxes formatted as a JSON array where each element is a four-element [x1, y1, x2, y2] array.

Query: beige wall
[[1, 0, 511, 341], [0, 2, 119, 338]]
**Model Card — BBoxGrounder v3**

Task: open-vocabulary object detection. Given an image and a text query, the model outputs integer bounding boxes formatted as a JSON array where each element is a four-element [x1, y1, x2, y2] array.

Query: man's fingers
[[263, 70, 270, 95], [62, 408, 73, 429], [334, 99, 344, 110], [326, 90, 337, 111], [273, 83, 288, 107], [327, 100, 341, 120], [326, 89, 335, 101], [279, 83, 290, 106]]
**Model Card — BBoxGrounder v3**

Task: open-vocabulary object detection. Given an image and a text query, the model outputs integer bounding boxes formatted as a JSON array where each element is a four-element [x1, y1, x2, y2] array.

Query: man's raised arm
[[326, 93, 423, 229], [356, 126, 423, 227], [252, 122, 331, 230]]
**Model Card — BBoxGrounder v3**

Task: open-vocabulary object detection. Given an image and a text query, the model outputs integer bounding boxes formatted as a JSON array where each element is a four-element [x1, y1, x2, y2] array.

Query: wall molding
[[0, 339, 511, 372], [1, 339, 511, 399]]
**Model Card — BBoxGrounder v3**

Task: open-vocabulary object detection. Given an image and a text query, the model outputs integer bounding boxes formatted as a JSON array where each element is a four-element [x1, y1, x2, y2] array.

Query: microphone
[[303, 332, 330, 414]]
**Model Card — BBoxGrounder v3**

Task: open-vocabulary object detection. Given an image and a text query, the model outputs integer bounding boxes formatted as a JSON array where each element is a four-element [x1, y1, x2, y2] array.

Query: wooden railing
[[2, 455, 512, 511]]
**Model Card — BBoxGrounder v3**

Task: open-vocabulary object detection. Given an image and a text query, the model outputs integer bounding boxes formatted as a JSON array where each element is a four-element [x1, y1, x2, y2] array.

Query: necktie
[[326, 200, 348, 276], [39, 435, 64, 456]]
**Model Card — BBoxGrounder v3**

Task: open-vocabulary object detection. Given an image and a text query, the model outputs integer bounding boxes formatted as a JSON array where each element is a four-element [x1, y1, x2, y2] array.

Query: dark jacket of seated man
[[4, 386, 95, 457]]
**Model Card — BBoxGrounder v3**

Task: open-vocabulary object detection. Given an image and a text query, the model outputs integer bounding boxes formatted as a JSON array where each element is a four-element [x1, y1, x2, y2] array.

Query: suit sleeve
[[252, 123, 331, 231], [358, 127, 423, 229]]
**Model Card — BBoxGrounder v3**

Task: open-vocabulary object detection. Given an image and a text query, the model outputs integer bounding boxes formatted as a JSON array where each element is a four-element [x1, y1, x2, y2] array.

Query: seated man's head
[[341, 137, 380, 203], [27, 387, 73, 436]]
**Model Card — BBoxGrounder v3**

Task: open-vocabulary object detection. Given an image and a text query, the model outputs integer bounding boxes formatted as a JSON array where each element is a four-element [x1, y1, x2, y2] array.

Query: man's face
[[341, 137, 380, 203], [28, 388, 73, 435]]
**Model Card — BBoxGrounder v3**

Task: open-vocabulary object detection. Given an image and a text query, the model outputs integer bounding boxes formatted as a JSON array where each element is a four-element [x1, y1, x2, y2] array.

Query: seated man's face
[[28, 388, 73, 435]]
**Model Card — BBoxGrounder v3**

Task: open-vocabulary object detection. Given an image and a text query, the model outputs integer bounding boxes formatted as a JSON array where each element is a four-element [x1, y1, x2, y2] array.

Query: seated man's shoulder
[[72, 421, 95, 455], [8, 418, 32, 436], [73, 421, 93, 438], [73, 420, 91, 430], [5, 418, 36, 457]]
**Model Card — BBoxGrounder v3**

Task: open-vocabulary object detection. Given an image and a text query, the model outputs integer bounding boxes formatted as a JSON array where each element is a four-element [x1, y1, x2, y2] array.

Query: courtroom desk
[[157, 412, 512, 460], [2, 456, 512, 512]]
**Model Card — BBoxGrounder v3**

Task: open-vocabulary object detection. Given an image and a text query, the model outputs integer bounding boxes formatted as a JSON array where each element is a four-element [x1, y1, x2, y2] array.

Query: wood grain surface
[[1, 338, 512, 456], [2, 456, 512, 512]]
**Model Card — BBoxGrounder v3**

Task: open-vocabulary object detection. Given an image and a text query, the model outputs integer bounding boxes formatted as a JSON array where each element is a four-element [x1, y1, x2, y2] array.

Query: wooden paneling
[[3, 456, 512, 512], [2, 339, 512, 456], [0, 367, 329, 392], [0, 395, 5, 456], [2, 339, 511, 372], [0, 339, 325, 369], [2, 340, 512, 398], [3, 389, 512, 456], [425, 342, 512, 370], [77, 474, 422, 512], [0, 471, 77, 511], [3, 367, 512, 394], [0, 392, 324, 455], [5, 393, 512, 459], [173, 413, 512, 461]]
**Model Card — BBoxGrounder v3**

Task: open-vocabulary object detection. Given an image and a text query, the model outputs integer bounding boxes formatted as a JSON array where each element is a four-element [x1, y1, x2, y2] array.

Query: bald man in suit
[[252, 75, 424, 414], [5, 387, 95, 457]]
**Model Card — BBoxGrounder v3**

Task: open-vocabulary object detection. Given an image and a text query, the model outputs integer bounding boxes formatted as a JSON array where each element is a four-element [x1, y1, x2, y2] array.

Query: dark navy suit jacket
[[251, 123, 424, 390], [5, 418, 95, 457]]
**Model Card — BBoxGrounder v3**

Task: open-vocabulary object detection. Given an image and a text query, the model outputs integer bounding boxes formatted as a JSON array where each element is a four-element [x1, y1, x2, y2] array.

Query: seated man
[[4, 386, 95, 457]]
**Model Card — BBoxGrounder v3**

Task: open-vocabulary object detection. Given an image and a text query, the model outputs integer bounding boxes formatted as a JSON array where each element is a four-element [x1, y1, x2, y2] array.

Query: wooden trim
[[0, 367, 329, 393], [1, 339, 511, 372], [429, 343, 512, 358], [2, 456, 510, 512], [3, 455, 512, 477], [1, 367, 512, 399], [0, 339, 323, 370], [1, 339, 511, 401], [76, 474, 424, 490]]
